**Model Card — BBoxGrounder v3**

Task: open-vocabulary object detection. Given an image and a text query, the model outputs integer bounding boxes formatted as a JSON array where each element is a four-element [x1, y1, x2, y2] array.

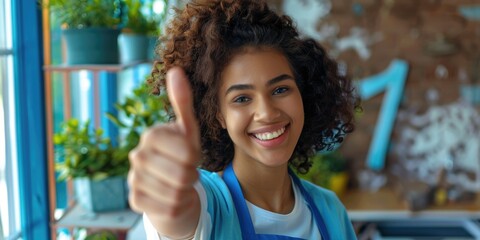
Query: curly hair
[[149, 0, 359, 173]]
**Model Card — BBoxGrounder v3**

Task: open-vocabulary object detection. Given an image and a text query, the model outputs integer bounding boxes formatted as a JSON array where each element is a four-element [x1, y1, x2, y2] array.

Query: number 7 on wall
[[355, 59, 409, 170]]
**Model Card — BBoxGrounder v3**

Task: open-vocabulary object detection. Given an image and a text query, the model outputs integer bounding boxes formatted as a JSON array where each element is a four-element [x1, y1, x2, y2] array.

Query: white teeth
[[254, 127, 285, 140]]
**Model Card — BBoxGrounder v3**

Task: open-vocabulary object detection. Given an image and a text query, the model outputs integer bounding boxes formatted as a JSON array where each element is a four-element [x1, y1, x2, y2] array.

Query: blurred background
[[1, 0, 479, 239]]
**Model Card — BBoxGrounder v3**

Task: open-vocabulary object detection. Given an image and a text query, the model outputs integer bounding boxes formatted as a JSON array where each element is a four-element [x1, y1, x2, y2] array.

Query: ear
[[216, 112, 226, 129]]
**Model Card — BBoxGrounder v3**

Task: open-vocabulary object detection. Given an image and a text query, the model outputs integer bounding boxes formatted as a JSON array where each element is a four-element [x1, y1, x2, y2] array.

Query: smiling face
[[217, 47, 305, 169]]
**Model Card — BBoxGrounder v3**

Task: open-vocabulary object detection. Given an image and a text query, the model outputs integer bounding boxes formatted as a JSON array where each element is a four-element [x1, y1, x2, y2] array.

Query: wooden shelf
[[52, 204, 141, 240], [55, 204, 141, 231], [43, 61, 152, 73], [341, 188, 480, 221], [43, 61, 151, 239]]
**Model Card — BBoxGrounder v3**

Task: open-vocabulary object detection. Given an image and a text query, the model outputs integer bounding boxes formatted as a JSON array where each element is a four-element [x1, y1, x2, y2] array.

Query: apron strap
[[223, 162, 330, 240], [289, 168, 330, 240], [223, 163, 256, 239]]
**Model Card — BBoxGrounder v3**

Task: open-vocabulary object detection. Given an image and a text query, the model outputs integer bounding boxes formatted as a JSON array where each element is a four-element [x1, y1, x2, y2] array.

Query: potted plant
[[43, 0, 122, 64], [300, 151, 350, 196], [54, 80, 168, 212], [145, 0, 168, 61], [54, 119, 129, 212], [118, 0, 150, 64], [118, 0, 166, 63]]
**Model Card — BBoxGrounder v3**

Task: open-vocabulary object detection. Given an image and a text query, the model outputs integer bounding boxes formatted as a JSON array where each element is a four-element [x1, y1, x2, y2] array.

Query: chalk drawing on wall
[[282, 0, 382, 60], [395, 102, 480, 191], [282, 0, 334, 41], [331, 27, 383, 60]]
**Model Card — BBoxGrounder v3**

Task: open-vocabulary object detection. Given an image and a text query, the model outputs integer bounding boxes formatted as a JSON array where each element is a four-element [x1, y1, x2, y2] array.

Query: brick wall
[[268, 0, 480, 179]]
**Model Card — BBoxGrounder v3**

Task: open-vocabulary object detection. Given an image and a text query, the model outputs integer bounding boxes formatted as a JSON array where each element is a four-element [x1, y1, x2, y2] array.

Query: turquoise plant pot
[[74, 176, 127, 212], [118, 33, 149, 64], [62, 28, 120, 65]]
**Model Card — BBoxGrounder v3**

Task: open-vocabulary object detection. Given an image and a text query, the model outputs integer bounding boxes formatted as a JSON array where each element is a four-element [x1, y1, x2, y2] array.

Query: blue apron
[[223, 163, 330, 240]]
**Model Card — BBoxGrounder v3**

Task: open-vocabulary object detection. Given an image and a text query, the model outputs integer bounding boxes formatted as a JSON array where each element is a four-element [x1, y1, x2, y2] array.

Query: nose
[[253, 97, 281, 123]]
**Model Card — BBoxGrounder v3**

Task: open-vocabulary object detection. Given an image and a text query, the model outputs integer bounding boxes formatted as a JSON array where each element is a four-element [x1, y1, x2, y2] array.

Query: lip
[[250, 124, 290, 148]]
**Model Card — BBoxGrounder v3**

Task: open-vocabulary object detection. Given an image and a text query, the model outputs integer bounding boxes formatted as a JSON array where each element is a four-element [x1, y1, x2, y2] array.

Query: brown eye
[[233, 96, 250, 103]]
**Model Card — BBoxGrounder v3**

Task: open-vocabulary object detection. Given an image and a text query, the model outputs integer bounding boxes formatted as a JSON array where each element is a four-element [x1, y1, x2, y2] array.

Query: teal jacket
[[197, 169, 357, 240]]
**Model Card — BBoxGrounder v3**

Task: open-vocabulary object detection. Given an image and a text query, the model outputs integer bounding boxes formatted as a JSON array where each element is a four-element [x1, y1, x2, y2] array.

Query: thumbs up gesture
[[128, 67, 201, 238]]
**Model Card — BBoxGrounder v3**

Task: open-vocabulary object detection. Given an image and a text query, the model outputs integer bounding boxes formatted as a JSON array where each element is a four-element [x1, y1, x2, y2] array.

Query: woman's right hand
[[128, 67, 202, 238]]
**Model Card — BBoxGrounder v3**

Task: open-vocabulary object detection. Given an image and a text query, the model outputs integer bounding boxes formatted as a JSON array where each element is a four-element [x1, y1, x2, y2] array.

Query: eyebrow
[[225, 74, 294, 96]]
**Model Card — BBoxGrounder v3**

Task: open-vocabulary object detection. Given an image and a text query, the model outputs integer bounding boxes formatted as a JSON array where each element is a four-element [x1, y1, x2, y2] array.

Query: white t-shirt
[[144, 178, 321, 240]]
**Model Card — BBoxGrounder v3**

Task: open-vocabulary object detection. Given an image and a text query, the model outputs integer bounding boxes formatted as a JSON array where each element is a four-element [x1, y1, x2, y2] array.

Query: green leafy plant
[[145, 0, 168, 36], [84, 230, 117, 240], [300, 151, 348, 188], [145, 16, 163, 36], [106, 81, 169, 157], [54, 81, 168, 181], [43, 0, 121, 29], [122, 0, 166, 35], [122, 0, 149, 34], [54, 119, 128, 180]]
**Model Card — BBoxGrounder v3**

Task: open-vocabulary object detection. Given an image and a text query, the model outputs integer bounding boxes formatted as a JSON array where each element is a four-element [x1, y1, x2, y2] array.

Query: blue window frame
[[10, 0, 50, 239]]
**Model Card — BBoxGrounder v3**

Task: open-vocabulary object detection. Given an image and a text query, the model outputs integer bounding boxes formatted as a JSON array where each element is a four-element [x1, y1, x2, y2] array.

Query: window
[[0, 0, 21, 238]]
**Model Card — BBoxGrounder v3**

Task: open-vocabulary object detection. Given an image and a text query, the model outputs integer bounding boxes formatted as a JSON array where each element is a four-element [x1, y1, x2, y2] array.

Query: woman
[[128, 0, 359, 239]]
